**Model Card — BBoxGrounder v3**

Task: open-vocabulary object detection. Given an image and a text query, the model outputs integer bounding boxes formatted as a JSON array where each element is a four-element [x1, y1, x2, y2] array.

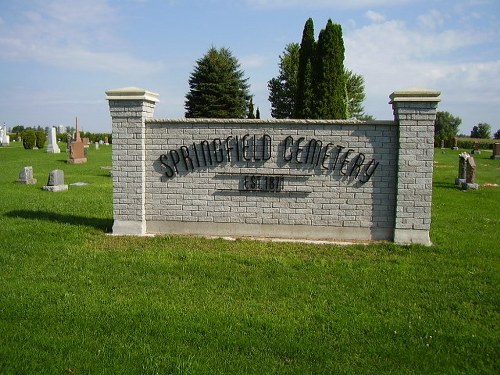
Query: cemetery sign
[[106, 87, 440, 245]]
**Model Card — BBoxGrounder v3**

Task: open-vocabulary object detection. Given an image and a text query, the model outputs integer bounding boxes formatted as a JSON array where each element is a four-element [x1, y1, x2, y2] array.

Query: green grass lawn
[[0, 142, 498, 374]]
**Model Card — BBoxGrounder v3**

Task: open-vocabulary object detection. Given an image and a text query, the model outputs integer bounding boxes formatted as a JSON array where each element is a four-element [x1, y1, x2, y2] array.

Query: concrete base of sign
[[146, 221, 393, 242], [42, 185, 68, 192], [393, 229, 431, 246], [112, 220, 146, 235]]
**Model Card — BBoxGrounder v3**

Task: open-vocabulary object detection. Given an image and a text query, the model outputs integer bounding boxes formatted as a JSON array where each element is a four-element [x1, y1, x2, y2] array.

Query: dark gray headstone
[[43, 169, 68, 192]]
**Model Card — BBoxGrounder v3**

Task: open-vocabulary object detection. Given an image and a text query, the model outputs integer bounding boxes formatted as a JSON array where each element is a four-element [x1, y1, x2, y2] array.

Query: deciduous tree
[[470, 123, 491, 139], [434, 111, 461, 145], [268, 43, 300, 119]]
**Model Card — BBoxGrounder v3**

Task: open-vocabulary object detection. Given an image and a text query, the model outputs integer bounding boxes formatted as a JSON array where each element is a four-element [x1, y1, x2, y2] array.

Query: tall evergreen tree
[[268, 43, 369, 120], [248, 97, 255, 119], [314, 19, 347, 119], [295, 18, 316, 119], [185, 47, 250, 118]]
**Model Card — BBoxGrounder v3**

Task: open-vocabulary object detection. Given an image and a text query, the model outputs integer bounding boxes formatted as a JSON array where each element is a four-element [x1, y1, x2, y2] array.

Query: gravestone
[[461, 156, 479, 190], [46, 127, 61, 154], [471, 141, 481, 154], [492, 143, 500, 160], [82, 138, 90, 149], [456, 152, 469, 185], [67, 117, 87, 164], [104, 136, 109, 145], [66, 133, 72, 152], [452, 138, 458, 150], [42, 169, 68, 192], [1, 126, 9, 146], [95, 141, 99, 150], [16, 166, 37, 184]]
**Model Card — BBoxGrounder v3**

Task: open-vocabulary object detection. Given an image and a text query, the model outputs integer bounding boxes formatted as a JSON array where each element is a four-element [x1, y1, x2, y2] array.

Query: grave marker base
[[42, 185, 69, 192]]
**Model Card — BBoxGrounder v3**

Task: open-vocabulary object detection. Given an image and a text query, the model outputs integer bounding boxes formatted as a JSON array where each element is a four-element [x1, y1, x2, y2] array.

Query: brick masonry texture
[[107, 89, 439, 244], [144, 121, 397, 230]]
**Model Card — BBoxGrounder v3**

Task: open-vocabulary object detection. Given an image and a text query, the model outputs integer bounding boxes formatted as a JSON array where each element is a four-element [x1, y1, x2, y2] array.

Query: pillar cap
[[389, 88, 440, 103], [106, 87, 159, 102]]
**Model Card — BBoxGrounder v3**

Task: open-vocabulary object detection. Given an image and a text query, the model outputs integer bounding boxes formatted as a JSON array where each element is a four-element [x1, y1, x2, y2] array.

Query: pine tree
[[185, 47, 250, 118], [314, 19, 347, 119], [295, 18, 316, 119]]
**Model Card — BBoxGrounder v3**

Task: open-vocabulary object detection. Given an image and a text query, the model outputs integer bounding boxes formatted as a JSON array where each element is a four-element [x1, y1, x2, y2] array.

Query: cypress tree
[[314, 19, 347, 119], [248, 97, 255, 119], [295, 18, 316, 119], [185, 47, 250, 118]]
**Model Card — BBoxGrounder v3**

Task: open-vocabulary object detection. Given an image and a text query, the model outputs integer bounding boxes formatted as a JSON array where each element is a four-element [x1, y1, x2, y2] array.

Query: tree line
[[185, 18, 368, 120], [184, 17, 498, 143]]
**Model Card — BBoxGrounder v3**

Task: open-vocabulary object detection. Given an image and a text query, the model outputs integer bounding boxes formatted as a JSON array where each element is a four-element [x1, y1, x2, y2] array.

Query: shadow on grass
[[5, 210, 113, 232]]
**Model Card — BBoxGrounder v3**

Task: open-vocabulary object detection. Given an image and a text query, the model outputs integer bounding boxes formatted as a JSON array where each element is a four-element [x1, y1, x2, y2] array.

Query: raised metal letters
[[158, 134, 379, 184]]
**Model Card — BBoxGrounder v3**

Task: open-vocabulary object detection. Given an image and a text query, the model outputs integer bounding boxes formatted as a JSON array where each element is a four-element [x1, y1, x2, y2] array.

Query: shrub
[[58, 132, 112, 144], [22, 130, 36, 149], [35, 131, 47, 149], [456, 138, 494, 150]]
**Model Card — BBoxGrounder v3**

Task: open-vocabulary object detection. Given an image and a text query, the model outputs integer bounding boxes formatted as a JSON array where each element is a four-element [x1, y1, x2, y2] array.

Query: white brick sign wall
[[106, 87, 440, 245]]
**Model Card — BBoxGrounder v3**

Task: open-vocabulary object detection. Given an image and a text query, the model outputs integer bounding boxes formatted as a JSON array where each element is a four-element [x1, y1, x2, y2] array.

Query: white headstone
[[16, 166, 37, 184], [0, 126, 8, 146], [46, 127, 61, 153]]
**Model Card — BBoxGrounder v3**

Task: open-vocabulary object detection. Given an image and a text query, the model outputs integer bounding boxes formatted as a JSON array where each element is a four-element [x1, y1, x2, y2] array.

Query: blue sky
[[0, 0, 498, 134]]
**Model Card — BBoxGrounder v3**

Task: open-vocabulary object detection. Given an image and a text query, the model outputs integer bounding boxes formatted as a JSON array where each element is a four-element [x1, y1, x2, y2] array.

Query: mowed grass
[[0, 142, 498, 374]]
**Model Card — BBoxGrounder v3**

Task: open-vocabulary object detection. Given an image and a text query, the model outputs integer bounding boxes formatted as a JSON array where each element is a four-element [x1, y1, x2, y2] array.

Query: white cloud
[[417, 9, 446, 29], [344, 16, 500, 126], [240, 54, 268, 69], [245, 0, 412, 9], [365, 10, 385, 23], [0, 0, 162, 76]]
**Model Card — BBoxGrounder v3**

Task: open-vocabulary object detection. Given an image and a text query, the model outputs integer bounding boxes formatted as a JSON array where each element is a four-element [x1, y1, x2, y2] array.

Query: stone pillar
[[390, 89, 441, 245], [106, 87, 159, 235]]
